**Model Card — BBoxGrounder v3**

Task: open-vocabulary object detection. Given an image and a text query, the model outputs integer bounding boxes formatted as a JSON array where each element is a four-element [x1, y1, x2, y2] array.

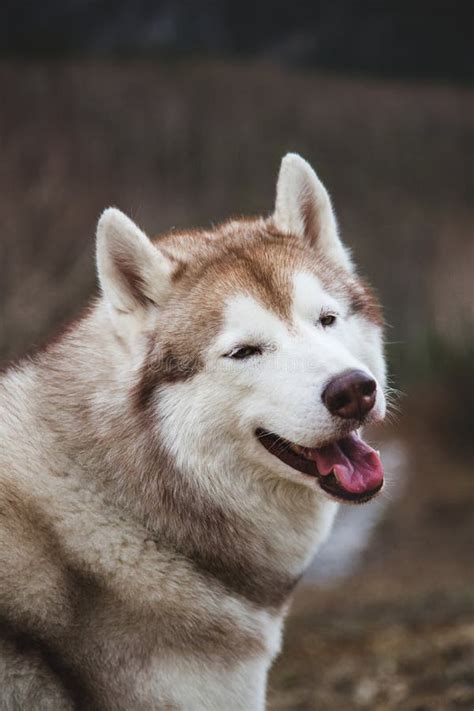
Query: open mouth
[[256, 428, 383, 503]]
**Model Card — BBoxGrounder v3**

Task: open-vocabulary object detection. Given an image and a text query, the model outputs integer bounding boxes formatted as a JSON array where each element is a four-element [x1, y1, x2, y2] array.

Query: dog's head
[[96, 154, 386, 504]]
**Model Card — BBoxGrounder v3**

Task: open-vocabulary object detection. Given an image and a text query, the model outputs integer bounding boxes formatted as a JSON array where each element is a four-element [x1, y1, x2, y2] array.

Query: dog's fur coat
[[0, 155, 386, 710]]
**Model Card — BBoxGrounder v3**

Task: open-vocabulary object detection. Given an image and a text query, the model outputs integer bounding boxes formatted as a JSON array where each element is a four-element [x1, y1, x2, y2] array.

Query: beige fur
[[0, 154, 386, 709]]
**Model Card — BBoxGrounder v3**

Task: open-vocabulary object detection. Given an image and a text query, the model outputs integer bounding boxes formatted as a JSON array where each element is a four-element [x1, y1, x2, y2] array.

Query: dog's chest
[[36, 483, 283, 709]]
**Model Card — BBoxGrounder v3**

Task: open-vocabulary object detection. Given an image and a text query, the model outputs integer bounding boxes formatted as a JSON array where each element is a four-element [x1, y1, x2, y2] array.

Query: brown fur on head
[[97, 211, 381, 404]]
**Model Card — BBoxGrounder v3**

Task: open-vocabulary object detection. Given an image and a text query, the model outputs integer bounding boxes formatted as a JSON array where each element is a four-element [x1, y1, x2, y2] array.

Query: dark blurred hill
[[1, 1, 472, 82]]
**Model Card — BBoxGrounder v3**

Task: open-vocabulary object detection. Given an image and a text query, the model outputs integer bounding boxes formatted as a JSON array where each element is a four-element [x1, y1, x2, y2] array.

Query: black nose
[[322, 370, 377, 420]]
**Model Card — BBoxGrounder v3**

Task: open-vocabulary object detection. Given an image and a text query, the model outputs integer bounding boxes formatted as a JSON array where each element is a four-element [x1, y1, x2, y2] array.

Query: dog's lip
[[255, 428, 383, 504]]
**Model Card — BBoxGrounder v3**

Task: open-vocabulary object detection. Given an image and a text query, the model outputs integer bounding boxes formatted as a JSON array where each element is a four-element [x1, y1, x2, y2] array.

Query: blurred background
[[0, 2, 473, 709]]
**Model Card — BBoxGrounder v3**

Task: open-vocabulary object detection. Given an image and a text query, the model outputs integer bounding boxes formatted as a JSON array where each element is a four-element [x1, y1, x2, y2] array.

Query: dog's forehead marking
[[215, 293, 289, 351], [292, 271, 341, 321], [214, 271, 343, 351]]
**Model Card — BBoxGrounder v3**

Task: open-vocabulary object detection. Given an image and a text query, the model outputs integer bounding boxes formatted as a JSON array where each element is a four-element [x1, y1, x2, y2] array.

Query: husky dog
[[0, 154, 386, 710]]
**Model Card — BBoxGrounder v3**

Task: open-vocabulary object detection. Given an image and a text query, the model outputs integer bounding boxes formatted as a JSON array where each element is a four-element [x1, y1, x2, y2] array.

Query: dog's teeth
[[376, 449, 381, 456]]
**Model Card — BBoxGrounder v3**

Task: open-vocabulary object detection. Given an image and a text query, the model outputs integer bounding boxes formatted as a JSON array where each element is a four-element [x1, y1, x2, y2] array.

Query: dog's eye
[[319, 314, 337, 327], [227, 345, 262, 359]]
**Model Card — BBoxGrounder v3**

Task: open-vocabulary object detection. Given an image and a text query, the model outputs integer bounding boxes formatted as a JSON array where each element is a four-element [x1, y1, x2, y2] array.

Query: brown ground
[[268, 411, 474, 710]]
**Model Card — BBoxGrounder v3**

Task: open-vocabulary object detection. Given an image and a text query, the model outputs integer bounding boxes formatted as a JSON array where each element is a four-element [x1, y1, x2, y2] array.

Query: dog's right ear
[[96, 208, 176, 315]]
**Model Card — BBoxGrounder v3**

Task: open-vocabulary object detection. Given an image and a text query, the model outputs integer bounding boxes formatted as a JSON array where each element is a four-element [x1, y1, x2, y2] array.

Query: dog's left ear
[[274, 153, 353, 271]]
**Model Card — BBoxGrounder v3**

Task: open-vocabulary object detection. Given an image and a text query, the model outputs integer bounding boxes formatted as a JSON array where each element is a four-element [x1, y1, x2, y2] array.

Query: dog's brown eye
[[228, 345, 262, 359], [320, 314, 337, 327]]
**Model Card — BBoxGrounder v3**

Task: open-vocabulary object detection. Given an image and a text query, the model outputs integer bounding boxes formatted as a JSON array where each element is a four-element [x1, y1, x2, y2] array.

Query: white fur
[[140, 655, 271, 710], [159, 271, 385, 491]]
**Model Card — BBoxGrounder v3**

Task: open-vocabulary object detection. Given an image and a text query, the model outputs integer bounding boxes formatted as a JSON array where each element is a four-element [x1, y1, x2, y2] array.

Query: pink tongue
[[310, 433, 383, 494]]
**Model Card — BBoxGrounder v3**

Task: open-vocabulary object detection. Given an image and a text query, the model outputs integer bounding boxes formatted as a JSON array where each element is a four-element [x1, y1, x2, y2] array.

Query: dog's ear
[[96, 208, 176, 314], [274, 153, 353, 271]]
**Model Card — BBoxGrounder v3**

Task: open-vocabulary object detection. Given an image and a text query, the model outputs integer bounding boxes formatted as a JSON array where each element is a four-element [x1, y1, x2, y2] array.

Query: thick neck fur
[[11, 303, 337, 611]]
